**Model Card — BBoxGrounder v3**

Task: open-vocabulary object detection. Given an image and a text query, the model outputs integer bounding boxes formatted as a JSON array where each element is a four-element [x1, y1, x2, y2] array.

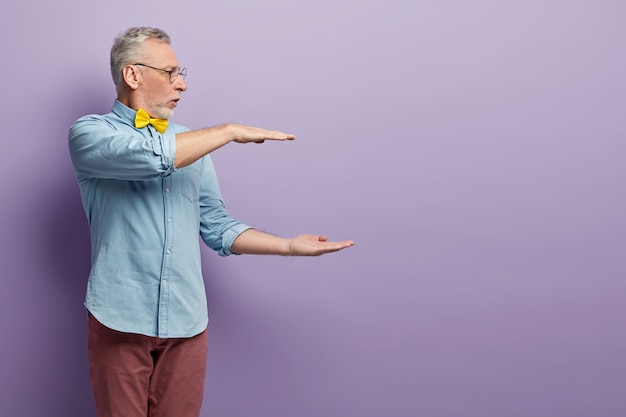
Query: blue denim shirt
[[69, 100, 250, 338]]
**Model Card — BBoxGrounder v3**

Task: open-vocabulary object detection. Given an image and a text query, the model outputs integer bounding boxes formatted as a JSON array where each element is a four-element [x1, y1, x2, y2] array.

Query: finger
[[325, 240, 355, 249], [266, 130, 295, 140], [318, 244, 352, 255]]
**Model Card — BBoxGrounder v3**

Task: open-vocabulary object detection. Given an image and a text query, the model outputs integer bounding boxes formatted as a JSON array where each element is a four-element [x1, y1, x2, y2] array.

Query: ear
[[122, 64, 142, 90]]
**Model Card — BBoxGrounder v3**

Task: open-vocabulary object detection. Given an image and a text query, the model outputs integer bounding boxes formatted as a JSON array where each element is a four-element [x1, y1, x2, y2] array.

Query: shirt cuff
[[160, 131, 178, 176], [220, 223, 253, 256]]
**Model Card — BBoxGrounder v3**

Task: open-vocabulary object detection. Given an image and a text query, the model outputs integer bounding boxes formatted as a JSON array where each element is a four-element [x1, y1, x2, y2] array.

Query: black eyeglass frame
[[133, 63, 187, 83]]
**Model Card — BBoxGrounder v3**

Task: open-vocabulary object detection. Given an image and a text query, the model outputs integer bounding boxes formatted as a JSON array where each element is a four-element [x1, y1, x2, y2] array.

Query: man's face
[[135, 38, 187, 120]]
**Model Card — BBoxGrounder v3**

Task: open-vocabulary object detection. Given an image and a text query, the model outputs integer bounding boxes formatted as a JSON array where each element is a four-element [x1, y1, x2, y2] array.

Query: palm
[[289, 234, 354, 256]]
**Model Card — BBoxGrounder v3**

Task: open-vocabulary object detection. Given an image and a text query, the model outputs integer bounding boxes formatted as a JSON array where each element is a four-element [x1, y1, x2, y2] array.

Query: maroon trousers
[[87, 313, 208, 417]]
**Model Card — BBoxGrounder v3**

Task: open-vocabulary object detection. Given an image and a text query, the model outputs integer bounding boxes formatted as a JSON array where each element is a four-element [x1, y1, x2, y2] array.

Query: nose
[[174, 74, 187, 91]]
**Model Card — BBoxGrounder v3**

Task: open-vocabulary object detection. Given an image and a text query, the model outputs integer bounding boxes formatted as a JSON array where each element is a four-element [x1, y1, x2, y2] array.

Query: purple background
[[1, 1, 625, 416]]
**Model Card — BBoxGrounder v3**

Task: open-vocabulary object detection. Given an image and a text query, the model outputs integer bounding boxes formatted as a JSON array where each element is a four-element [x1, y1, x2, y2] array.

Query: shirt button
[[166, 249, 171, 255], [168, 218, 172, 224], [162, 279, 167, 284], [166, 187, 170, 193]]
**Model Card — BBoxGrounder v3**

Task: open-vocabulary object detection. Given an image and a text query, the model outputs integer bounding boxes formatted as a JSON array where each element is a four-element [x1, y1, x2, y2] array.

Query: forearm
[[230, 229, 291, 255], [174, 124, 231, 168], [231, 229, 355, 256], [174, 123, 296, 168]]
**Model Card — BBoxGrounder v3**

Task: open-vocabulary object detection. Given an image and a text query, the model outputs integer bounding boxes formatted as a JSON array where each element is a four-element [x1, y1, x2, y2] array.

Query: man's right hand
[[228, 123, 296, 144]]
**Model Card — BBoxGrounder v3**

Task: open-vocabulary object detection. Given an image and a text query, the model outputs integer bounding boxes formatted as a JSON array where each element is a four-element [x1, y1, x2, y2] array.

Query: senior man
[[69, 26, 353, 417]]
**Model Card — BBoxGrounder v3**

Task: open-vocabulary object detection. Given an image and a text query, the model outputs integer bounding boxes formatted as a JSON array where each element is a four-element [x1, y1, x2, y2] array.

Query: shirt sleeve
[[69, 115, 177, 180], [197, 155, 251, 256]]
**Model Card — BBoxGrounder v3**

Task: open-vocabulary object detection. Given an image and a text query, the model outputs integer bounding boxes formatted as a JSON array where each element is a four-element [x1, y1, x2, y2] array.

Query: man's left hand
[[288, 234, 355, 256]]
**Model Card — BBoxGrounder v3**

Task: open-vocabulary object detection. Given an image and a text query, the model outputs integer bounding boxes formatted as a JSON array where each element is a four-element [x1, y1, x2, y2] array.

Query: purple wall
[[1, 1, 625, 416]]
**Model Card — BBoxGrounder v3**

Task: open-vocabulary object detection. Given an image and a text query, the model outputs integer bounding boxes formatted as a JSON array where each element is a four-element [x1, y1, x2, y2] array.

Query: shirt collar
[[111, 99, 138, 126]]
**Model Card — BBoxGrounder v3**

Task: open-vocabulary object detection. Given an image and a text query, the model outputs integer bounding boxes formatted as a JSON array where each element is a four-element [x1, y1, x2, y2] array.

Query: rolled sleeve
[[160, 131, 178, 176], [219, 223, 253, 256], [69, 115, 178, 181]]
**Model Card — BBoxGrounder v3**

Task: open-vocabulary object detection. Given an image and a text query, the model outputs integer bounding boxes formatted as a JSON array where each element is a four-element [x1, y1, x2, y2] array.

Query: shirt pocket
[[180, 165, 201, 203]]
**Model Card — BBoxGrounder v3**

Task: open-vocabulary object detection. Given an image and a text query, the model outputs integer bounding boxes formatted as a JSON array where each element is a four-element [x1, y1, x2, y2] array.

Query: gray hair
[[110, 27, 171, 88]]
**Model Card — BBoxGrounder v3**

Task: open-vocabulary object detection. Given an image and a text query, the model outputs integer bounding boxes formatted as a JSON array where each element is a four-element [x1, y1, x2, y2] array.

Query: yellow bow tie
[[134, 108, 168, 134]]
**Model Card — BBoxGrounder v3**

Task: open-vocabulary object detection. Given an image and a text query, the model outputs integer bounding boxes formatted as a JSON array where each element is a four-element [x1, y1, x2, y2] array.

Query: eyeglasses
[[133, 63, 187, 83]]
